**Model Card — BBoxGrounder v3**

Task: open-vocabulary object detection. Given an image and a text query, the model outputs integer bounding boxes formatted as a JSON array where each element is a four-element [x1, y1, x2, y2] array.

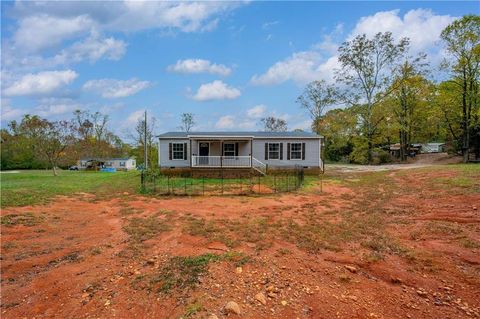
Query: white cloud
[[108, 1, 243, 33], [215, 115, 255, 130], [125, 110, 145, 127], [251, 9, 454, 87], [167, 59, 232, 76], [83, 78, 151, 98], [262, 21, 279, 30], [13, 14, 94, 53], [2, 31, 126, 73], [3, 70, 78, 97], [215, 115, 235, 129], [54, 31, 126, 64], [350, 9, 456, 53], [34, 98, 82, 117], [11, 1, 244, 36], [192, 80, 241, 101], [246, 104, 266, 119], [250, 51, 339, 86], [1, 102, 24, 121]]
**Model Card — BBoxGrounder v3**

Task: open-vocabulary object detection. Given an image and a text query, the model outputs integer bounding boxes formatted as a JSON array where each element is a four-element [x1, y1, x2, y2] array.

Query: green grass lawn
[[1, 170, 140, 207]]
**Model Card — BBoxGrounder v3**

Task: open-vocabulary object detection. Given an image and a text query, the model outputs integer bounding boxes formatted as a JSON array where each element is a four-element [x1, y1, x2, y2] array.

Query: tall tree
[[315, 107, 357, 162], [440, 15, 480, 162], [71, 110, 121, 159], [261, 116, 288, 132], [296, 80, 338, 133], [336, 32, 409, 163], [179, 113, 195, 132], [390, 54, 430, 160]]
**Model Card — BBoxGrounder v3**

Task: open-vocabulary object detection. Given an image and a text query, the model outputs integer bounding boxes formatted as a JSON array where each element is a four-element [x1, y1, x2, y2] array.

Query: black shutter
[[169, 143, 172, 160], [280, 143, 283, 160], [287, 143, 291, 160], [265, 143, 268, 160], [302, 143, 306, 160], [183, 143, 187, 160], [235, 142, 239, 156]]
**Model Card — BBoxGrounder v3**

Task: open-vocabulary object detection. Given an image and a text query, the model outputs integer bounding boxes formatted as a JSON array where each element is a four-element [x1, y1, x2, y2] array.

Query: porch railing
[[252, 157, 267, 175], [192, 156, 252, 167]]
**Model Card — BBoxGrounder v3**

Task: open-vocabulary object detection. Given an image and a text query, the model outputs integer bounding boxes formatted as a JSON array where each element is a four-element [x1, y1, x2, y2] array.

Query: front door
[[199, 142, 209, 165]]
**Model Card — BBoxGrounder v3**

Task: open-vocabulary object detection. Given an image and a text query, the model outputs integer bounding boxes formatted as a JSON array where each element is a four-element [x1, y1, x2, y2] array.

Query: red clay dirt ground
[[1, 166, 479, 319]]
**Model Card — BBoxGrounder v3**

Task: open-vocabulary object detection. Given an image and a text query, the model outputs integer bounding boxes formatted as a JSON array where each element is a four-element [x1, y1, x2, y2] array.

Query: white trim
[[159, 136, 323, 139], [290, 142, 303, 160], [188, 135, 254, 139], [268, 142, 281, 160], [223, 142, 236, 157], [319, 138, 321, 170], [172, 142, 186, 161]]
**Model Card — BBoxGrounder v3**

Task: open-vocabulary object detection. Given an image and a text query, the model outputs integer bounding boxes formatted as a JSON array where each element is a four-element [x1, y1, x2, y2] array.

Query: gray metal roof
[[157, 131, 322, 138]]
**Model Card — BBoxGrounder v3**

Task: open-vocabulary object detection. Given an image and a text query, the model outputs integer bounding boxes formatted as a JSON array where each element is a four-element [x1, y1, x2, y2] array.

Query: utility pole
[[144, 110, 148, 170]]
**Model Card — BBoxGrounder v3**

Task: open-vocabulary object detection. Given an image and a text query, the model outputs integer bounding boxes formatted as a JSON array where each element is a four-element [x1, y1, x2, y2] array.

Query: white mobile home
[[78, 158, 136, 171], [157, 131, 324, 174]]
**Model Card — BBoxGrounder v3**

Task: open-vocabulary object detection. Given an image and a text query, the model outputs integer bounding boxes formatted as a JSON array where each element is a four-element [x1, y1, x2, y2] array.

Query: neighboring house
[[418, 143, 445, 153], [78, 157, 136, 171], [157, 131, 324, 174]]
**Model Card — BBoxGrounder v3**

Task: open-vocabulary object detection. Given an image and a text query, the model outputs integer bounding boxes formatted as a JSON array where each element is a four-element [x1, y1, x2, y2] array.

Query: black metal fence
[[141, 168, 304, 196]]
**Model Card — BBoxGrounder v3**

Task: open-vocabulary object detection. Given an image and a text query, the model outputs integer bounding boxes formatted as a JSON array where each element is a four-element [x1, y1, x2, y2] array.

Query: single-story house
[[78, 157, 136, 171], [157, 131, 324, 174]]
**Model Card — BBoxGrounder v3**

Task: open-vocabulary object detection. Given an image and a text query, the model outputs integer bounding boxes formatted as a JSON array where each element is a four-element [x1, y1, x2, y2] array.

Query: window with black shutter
[[172, 143, 185, 160], [268, 143, 280, 160]]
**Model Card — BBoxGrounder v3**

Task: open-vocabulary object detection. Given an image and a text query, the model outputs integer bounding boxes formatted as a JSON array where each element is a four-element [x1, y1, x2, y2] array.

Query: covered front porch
[[190, 138, 252, 168]]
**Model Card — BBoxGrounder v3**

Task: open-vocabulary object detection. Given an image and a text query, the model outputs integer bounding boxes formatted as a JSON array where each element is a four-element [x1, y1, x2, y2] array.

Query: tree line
[[295, 15, 479, 164], [0, 110, 158, 174]]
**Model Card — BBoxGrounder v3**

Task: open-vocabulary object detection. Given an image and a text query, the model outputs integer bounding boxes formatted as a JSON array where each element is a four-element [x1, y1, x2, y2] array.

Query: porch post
[[220, 140, 223, 167], [250, 138, 253, 167], [189, 139, 192, 167]]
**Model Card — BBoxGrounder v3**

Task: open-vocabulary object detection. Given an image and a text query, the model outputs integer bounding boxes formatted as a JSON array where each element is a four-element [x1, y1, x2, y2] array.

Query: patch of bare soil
[[1, 168, 479, 319]]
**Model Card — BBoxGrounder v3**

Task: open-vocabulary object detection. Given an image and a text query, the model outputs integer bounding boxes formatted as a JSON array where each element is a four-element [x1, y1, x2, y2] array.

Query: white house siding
[[106, 159, 136, 170], [78, 158, 136, 170], [159, 139, 190, 167], [158, 135, 322, 169], [252, 138, 321, 168]]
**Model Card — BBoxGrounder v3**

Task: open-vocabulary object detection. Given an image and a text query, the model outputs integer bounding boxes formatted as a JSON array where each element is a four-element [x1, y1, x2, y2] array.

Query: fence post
[[221, 170, 224, 195], [153, 174, 156, 193], [167, 175, 170, 194], [141, 170, 145, 192], [184, 177, 187, 195], [287, 173, 289, 192], [202, 176, 205, 196], [274, 174, 277, 193]]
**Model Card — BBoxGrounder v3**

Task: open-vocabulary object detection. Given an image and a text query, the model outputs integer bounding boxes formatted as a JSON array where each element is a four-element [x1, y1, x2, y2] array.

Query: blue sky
[[1, 1, 478, 140]]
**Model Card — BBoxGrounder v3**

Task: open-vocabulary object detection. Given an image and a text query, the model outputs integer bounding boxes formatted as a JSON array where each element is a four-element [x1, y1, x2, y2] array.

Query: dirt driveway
[[328, 153, 463, 172], [1, 166, 479, 318]]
